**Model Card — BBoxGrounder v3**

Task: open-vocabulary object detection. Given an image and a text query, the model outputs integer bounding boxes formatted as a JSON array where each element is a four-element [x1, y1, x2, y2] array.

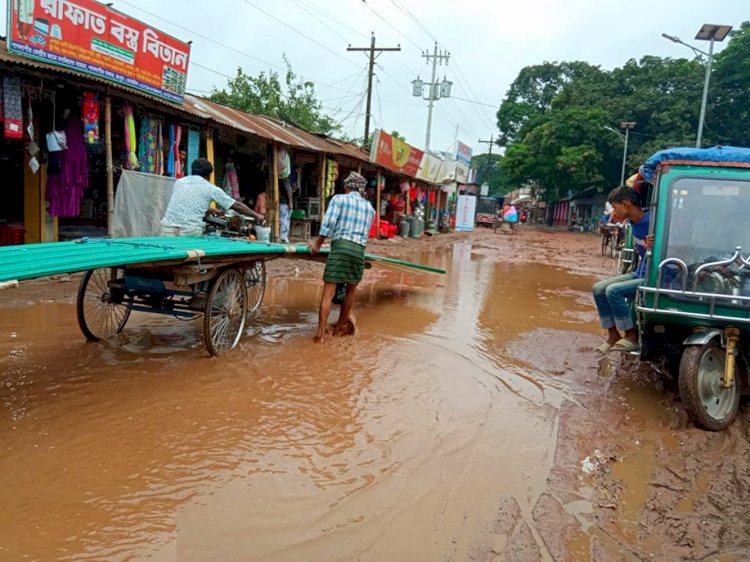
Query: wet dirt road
[[1, 228, 749, 561]]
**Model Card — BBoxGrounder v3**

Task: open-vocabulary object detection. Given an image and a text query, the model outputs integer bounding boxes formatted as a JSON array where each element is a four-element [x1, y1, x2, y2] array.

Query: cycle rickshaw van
[[634, 146, 750, 430]]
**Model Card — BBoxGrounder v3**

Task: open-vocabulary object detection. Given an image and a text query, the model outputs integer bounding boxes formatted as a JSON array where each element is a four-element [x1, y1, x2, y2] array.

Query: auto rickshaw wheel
[[678, 342, 740, 431]]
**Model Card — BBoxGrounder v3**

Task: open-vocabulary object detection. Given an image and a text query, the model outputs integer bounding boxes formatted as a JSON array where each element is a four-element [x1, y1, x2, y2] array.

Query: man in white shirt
[[160, 158, 264, 237]]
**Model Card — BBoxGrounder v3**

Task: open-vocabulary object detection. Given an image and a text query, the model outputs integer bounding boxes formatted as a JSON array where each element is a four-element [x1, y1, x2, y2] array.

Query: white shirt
[[161, 176, 236, 229]]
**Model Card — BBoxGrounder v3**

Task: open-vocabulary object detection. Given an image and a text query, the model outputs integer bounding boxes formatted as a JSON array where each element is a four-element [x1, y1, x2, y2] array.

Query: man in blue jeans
[[593, 186, 653, 353]]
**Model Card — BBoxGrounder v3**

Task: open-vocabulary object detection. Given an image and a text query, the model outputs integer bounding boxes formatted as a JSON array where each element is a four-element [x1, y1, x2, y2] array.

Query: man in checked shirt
[[309, 172, 376, 342]]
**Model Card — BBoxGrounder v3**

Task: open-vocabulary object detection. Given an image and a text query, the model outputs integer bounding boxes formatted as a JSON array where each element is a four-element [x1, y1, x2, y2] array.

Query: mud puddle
[[0, 242, 596, 561], [3, 230, 749, 560]]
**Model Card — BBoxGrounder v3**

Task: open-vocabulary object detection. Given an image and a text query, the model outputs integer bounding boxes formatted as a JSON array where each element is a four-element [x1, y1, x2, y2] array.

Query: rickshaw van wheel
[[678, 342, 740, 431]]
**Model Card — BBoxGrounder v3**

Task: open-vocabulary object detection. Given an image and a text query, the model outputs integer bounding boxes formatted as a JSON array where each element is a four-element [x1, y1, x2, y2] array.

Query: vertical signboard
[[455, 194, 476, 231], [456, 140, 473, 166]]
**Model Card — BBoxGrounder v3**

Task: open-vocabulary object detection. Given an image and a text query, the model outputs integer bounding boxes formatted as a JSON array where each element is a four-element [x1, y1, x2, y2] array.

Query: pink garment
[[223, 162, 240, 199], [47, 119, 89, 217]]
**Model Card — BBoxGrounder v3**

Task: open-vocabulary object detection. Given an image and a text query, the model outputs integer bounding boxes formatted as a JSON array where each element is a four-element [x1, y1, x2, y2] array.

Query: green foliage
[[711, 22, 750, 146], [211, 57, 341, 135], [471, 153, 505, 195], [495, 22, 750, 201]]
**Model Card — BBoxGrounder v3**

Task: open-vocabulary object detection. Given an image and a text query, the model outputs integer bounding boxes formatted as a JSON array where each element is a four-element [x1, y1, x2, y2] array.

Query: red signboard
[[7, 0, 191, 103], [369, 129, 424, 177]]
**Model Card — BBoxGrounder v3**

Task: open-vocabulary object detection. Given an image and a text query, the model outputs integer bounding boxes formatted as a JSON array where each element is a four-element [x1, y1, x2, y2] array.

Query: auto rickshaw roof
[[641, 146, 750, 183]]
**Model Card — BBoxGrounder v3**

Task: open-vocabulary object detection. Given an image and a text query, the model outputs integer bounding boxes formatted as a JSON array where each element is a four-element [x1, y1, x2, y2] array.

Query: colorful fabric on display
[[428, 191, 436, 204], [82, 92, 99, 144], [223, 162, 240, 199], [409, 186, 418, 202], [187, 128, 200, 174], [3, 76, 23, 139], [123, 103, 138, 169], [167, 124, 176, 176], [173, 125, 182, 178], [138, 115, 162, 175], [46, 118, 89, 217]]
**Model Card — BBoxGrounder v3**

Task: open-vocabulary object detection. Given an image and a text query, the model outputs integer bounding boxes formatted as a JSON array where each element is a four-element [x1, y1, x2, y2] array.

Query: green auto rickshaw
[[633, 146, 750, 430]]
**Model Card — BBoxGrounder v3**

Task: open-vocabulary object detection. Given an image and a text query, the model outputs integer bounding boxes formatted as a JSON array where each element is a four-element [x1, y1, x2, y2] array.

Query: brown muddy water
[[0, 241, 642, 561]]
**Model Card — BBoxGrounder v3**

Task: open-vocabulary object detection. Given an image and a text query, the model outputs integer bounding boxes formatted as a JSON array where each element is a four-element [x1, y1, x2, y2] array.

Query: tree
[[471, 153, 506, 195], [211, 57, 341, 135], [496, 61, 601, 145], [711, 21, 750, 146], [391, 130, 406, 141]]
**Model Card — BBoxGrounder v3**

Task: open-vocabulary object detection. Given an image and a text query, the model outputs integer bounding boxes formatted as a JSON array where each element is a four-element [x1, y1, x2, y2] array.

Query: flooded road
[[2, 229, 749, 561]]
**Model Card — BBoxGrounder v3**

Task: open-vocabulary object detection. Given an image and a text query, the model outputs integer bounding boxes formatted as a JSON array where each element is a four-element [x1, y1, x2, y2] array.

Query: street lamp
[[604, 122, 636, 185], [662, 24, 733, 148]]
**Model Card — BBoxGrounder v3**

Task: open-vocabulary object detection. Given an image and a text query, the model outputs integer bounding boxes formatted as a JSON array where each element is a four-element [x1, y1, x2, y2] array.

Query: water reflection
[[0, 243, 601, 561]]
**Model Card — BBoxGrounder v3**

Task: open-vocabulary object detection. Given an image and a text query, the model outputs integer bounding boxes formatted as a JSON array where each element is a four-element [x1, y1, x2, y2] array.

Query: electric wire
[[115, 0, 358, 95], [239, 0, 360, 69]]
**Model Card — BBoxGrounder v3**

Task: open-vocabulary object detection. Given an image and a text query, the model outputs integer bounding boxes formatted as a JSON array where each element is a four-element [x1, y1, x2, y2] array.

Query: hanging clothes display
[[3, 76, 23, 139], [173, 125, 182, 178], [166, 123, 176, 177], [138, 115, 163, 175], [82, 92, 99, 144], [46, 118, 89, 217], [123, 103, 138, 169], [187, 128, 200, 174], [223, 162, 240, 199]]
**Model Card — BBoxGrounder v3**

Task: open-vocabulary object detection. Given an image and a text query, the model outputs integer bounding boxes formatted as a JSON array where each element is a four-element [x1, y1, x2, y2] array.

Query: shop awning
[[511, 194, 532, 205], [183, 95, 371, 163]]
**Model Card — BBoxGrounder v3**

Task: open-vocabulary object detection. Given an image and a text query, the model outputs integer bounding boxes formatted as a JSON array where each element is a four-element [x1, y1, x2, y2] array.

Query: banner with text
[[456, 140, 472, 166], [7, 0, 191, 103], [455, 194, 476, 231], [370, 129, 424, 177]]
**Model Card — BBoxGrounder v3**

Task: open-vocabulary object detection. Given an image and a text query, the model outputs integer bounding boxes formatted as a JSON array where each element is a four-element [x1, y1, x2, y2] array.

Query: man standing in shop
[[279, 177, 293, 243], [160, 158, 264, 237], [309, 172, 375, 342]]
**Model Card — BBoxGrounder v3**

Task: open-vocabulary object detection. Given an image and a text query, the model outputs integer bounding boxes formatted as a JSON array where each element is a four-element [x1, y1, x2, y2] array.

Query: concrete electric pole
[[477, 135, 495, 155], [412, 43, 451, 150], [348, 33, 400, 146]]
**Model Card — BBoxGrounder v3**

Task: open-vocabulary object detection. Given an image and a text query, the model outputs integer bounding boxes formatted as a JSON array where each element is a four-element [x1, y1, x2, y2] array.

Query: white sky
[[4, 0, 746, 156]]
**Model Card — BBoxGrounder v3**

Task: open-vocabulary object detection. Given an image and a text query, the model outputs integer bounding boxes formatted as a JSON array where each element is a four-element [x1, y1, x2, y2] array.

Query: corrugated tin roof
[[0, 41, 415, 174], [183, 95, 372, 162], [0, 236, 444, 283]]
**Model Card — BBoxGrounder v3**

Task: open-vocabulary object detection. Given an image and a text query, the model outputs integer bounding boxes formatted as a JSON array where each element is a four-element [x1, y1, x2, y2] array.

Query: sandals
[[596, 341, 613, 354], [611, 338, 641, 353]]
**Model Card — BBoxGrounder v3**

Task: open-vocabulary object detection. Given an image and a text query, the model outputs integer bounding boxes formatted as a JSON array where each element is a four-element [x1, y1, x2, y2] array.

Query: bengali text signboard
[[455, 194, 476, 231], [7, 0, 191, 103], [370, 129, 424, 177]]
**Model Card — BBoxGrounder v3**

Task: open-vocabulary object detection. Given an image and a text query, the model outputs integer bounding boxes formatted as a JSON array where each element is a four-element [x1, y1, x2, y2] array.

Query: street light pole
[[696, 37, 715, 149], [619, 122, 636, 185], [661, 24, 733, 148]]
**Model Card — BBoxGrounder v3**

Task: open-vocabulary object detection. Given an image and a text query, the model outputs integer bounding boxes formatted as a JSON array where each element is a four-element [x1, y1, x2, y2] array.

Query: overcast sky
[[4, 1, 746, 156]]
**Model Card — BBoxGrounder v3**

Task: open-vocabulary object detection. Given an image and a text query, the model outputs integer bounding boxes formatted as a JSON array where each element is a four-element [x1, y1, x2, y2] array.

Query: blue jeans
[[592, 273, 642, 331]]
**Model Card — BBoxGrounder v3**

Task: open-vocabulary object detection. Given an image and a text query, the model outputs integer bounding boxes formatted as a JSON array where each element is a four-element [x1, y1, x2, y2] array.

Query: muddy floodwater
[[2, 228, 750, 561]]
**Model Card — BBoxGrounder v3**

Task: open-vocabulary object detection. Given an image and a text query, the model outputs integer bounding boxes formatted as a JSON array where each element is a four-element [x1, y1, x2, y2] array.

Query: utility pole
[[478, 135, 495, 155], [348, 33, 400, 145], [412, 43, 451, 150], [619, 122, 636, 185]]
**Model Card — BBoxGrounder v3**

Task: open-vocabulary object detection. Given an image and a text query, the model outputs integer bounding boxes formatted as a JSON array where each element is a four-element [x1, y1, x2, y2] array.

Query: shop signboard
[[7, 0, 191, 103], [370, 129, 424, 177], [455, 194, 476, 231], [456, 140, 472, 166]]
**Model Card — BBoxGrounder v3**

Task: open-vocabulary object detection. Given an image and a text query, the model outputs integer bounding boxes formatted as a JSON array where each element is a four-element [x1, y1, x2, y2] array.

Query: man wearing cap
[[309, 171, 376, 342]]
